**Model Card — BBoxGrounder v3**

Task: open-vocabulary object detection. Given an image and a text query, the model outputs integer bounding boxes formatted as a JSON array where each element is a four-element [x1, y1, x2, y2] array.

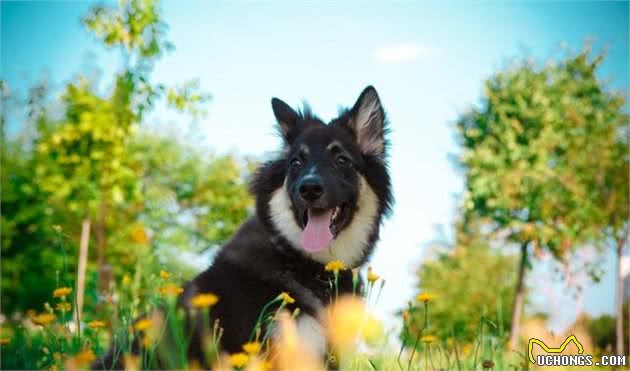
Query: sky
[[2, 1, 629, 336]]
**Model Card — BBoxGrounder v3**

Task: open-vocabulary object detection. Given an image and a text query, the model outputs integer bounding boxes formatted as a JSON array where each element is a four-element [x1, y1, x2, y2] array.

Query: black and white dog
[[98, 86, 392, 368]]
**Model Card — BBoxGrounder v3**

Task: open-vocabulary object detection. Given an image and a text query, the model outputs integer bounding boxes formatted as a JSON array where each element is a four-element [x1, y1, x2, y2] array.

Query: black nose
[[298, 177, 324, 202]]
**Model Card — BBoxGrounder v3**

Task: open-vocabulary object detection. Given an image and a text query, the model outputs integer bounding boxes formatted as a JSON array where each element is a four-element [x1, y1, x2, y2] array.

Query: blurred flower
[[123, 354, 140, 371], [0, 338, 9, 345], [191, 293, 219, 309], [416, 292, 436, 303], [67, 349, 96, 367], [273, 311, 324, 371], [52, 225, 62, 233], [326, 296, 383, 351], [367, 266, 380, 283], [33, 313, 56, 326], [88, 320, 106, 329], [133, 318, 153, 331], [242, 341, 261, 355], [325, 260, 346, 273], [55, 302, 72, 312], [131, 225, 149, 245], [229, 352, 249, 368], [53, 287, 72, 298], [159, 283, 184, 297], [122, 274, 131, 285], [278, 292, 295, 305], [420, 335, 437, 344], [245, 358, 272, 371], [159, 270, 171, 280]]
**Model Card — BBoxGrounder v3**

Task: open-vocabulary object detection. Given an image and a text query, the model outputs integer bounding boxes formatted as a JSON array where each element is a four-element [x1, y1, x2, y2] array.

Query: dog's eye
[[290, 158, 302, 168], [336, 156, 350, 166]]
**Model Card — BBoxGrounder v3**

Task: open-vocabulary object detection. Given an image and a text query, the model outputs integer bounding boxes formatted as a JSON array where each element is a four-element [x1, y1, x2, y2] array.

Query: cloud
[[373, 43, 439, 64]]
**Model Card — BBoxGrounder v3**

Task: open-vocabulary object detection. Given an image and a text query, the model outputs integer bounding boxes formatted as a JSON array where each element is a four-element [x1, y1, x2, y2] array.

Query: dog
[[96, 86, 392, 369]]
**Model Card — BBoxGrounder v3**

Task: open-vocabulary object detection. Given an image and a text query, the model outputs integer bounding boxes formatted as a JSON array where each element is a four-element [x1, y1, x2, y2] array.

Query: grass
[[0, 244, 582, 371]]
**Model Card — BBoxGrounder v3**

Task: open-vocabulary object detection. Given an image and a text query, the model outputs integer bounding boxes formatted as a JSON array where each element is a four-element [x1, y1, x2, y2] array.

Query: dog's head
[[252, 86, 393, 267]]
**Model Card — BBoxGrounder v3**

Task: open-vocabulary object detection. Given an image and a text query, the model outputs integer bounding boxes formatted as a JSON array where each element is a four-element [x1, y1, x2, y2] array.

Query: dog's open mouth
[[300, 205, 348, 253]]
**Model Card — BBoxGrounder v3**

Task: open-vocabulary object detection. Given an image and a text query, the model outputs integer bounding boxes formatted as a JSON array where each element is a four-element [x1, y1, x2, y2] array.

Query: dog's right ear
[[271, 98, 299, 143]]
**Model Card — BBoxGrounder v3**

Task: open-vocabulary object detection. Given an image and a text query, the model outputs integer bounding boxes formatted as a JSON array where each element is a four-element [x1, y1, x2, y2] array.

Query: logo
[[528, 334, 628, 367], [528, 335, 585, 365]]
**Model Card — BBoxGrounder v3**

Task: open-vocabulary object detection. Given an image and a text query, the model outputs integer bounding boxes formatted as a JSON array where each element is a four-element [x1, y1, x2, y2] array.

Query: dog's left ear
[[271, 98, 299, 143], [348, 86, 385, 157]]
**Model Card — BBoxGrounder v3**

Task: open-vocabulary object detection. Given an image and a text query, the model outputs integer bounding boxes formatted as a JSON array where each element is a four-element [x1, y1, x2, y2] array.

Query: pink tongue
[[301, 209, 334, 252]]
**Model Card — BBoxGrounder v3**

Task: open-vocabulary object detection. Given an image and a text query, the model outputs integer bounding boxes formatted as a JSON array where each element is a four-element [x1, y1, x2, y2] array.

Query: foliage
[[456, 48, 627, 257], [404, 226, 516, 345], [583, 302, 630, 355], [0, 0, 250, 316]]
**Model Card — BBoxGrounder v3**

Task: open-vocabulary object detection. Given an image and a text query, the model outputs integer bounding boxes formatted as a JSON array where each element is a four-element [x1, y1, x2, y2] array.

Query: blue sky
[[2, 1, 628, 335]]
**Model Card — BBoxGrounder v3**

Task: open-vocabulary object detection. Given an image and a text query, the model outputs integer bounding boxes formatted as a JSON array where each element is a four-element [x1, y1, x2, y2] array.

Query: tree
[[406, 225, 516, 344], [31, 0, 210, 318], [455, 47, 628, 348]]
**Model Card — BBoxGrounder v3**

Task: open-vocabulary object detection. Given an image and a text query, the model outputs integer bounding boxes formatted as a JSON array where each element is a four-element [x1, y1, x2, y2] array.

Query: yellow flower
[[32, 313, 56, 326], [159, 283, 184, 297], [88, 320, 107, 329], [367, 266, 380, 283], [133, 318, 153, 331], [416, 292, 436, 303], [122, 274, 131, 285], [55, 302, 72, 312], [159, 270, 171, 280], [131, 225, 149, 245], [420, 335, 437, 344], [53, 287, 72, 298], [245, 358, 273, 371], [229, 352, 249, 368], [191, 293, 219, 309], [73, 349, 96, 365], [278, 292, 295, 304], [242, 341, 261, 355], [325, 260, 346, 273]]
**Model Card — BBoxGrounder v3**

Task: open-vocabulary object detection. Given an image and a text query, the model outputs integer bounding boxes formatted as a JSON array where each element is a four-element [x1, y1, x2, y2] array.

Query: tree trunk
[[74, 218, 91, 324], [616, 240, 625, 355], [508, 241, 528, 350]]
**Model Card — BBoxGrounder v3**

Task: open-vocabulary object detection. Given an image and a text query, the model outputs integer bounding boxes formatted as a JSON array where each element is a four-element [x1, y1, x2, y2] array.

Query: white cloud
[[373, 43, 439, 64]]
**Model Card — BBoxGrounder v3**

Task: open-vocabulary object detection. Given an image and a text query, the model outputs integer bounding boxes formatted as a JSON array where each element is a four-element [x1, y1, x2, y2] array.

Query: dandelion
[[416, 292, 436, 303], [159, 283, 184, 297], [229, 352, 249, 368], [159, 270, 171, 280], [242, 341, 261, 355], [278, 292, 295, 305], [133, 318, 153, 331], [367, 266, 380, 283], [73, 349, 96, 364], [420, 335, 437, 344], [122, 274, 131, 285], [55, 302, 72, 312], [131, 225, 149, 245], [32, 313, 56, 326], [190, 293, 219, 309], [53, 287, 72, 298], [324, 260, 346, 273], [88, 320, 107, 329]]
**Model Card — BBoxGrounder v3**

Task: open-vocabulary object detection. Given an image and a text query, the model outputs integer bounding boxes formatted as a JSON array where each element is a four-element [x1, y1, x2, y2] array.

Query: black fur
[[95, 86, 392, 369]]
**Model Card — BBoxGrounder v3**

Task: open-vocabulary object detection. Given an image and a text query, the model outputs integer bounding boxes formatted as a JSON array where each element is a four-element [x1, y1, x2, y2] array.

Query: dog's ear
[[348, 86, 385, 157], [271, 98, 299, 143]]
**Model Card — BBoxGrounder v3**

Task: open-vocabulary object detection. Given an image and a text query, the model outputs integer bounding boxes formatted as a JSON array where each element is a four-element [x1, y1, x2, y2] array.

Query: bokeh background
[[1, 0, 629, 368]]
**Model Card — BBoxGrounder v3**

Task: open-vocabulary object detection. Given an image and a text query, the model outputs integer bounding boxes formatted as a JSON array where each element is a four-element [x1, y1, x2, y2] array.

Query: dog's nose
[[298, 177, 324, 202]]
